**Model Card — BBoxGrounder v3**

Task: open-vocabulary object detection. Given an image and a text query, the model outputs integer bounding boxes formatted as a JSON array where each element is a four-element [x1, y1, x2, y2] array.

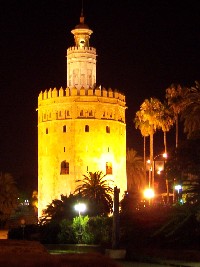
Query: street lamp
[[147, 153, 167, 190], [74, 203, 86, 216], [74, 203, 86, 244], [146, 159, 152, 189], [153, 153, 167, 189], [144, 188, 155, 205], [175, 184, 182, 203]]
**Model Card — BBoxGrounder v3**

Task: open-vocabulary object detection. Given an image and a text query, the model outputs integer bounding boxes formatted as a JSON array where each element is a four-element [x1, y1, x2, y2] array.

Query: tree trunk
[[164, 130, 169, 203], [175, 114, 179, 148], [164, 131, 167, 154], [143, 136, 146, 186], [150, 125, 154, 190]]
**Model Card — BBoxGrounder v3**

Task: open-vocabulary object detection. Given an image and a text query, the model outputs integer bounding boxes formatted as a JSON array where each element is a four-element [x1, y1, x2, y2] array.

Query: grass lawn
[[0, 240, 120, 267]]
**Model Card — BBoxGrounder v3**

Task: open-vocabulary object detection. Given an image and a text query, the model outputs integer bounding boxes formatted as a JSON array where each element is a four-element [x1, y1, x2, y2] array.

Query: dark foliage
[[8, 224, 40, 240], [41, 194, 82, 224], [120, 190, 142, 214], [166, 139, 200, 180], [39, 221, 61, 244], [75, 172, 113, 216]]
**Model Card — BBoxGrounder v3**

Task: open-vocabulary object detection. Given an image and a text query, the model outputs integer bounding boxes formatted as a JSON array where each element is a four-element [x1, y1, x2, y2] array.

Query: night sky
[[1, 0, 200, 192]]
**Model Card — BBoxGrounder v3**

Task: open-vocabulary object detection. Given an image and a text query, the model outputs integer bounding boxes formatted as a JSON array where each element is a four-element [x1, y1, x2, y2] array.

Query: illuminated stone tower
[[38, 11, 127, 217]]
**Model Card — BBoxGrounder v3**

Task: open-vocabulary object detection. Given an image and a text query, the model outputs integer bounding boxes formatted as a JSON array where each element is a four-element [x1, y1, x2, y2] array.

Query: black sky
[[1, 0, 200, 192]]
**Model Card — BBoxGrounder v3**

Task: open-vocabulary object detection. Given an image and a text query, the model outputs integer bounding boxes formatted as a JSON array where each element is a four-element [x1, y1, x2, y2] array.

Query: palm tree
[[74, 171, 113, 216], [126, 148, 145, 192], [42, 194, 79, 223], [165, 84, 187, 148], [134, 97, 164, 189], [159, 102, 174, 154], [180, 81, 200, 139], [134, 119, 150, 183], [0, 172, 19, 227]]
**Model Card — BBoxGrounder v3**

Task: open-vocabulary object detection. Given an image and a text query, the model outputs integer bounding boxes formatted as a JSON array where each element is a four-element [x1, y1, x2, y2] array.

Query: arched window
[[60, 161, 69, 175], [106, 126, 110, 133], [46, 128, 48, 134], [106, 162, 112, 175], [63, 125, 66, 132], [85, 125, 89, 132]]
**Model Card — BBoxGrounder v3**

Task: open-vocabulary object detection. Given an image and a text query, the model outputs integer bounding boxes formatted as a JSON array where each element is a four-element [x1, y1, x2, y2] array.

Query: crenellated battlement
[[38, 86, 126, 105], [67, 46, 96, 54]]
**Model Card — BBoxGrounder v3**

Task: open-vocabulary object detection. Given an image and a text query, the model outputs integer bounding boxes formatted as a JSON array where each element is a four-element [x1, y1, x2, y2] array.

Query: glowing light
[[157, 167, 163, 174], [75, 203, 86, 215], [144, 188, 155, 199], [163, 153, 168, 159], [175, 185, 182, 193]]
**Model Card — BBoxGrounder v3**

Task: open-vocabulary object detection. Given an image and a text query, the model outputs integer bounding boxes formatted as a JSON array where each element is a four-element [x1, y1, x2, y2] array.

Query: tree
[[134, 98, 164, 189], [0, 172, 19, 227], [134, 120, 150, 183], [41, 194, 79, 224], [180, 81, 200, 139], [159, 102, 174, 153], [75, 171, 113, 216], [126, 148, 145, 192], [166, 139, 200, 204], [165, 84, 187, 148]]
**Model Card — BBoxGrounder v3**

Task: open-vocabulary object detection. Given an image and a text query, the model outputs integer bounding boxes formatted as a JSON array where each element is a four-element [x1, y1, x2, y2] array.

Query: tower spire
[[80, 0, 84, 24]]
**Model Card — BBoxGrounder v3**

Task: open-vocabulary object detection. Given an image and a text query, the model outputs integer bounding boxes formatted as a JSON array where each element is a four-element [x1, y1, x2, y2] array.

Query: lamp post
[[175, 184, 182, 203], [153, 153, 167, 193], [74, 203, 86, 216], [74, 203, 86, 243], [146, 159, 152, 189], [144, 188, 155, 206]]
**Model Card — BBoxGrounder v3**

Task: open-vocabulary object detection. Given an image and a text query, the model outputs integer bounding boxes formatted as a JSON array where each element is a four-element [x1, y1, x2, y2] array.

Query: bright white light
[[75, 203, 86, 214], [144, 188, 155, 199], [163, 153, 168, 158], [175, 185, 182, 193]]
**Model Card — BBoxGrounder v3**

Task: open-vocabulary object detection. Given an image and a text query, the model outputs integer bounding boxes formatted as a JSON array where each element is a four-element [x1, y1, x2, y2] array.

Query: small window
[[85, 125, 89, 132], [106, 162, 112, 175], [106, 126, 110, 133], [60, 161, 69, 175], [80, 110, 84, 116], [64, 147, 65, 152], [66, 110, 70, 116], [89, 110, 93, 116], [59, 111, 62, 117], [63, 125, 66, 132], [46, 128, 48, 134]]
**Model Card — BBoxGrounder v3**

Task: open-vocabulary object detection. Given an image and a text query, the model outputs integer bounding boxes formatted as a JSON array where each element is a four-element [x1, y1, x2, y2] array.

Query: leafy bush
[[57, 219, 76, 244], [39, 221, 61, 244], [88, 216, 112, 246], [72, 215, 93, 244]]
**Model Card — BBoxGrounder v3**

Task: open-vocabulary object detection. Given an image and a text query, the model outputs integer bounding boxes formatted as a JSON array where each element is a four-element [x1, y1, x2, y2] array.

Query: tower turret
[[71, 10, 93, 48], [67, 10, 96, 90]]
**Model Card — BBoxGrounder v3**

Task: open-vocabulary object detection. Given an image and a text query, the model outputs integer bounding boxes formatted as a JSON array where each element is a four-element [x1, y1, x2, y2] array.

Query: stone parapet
[[38, 86, 126, 105]]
